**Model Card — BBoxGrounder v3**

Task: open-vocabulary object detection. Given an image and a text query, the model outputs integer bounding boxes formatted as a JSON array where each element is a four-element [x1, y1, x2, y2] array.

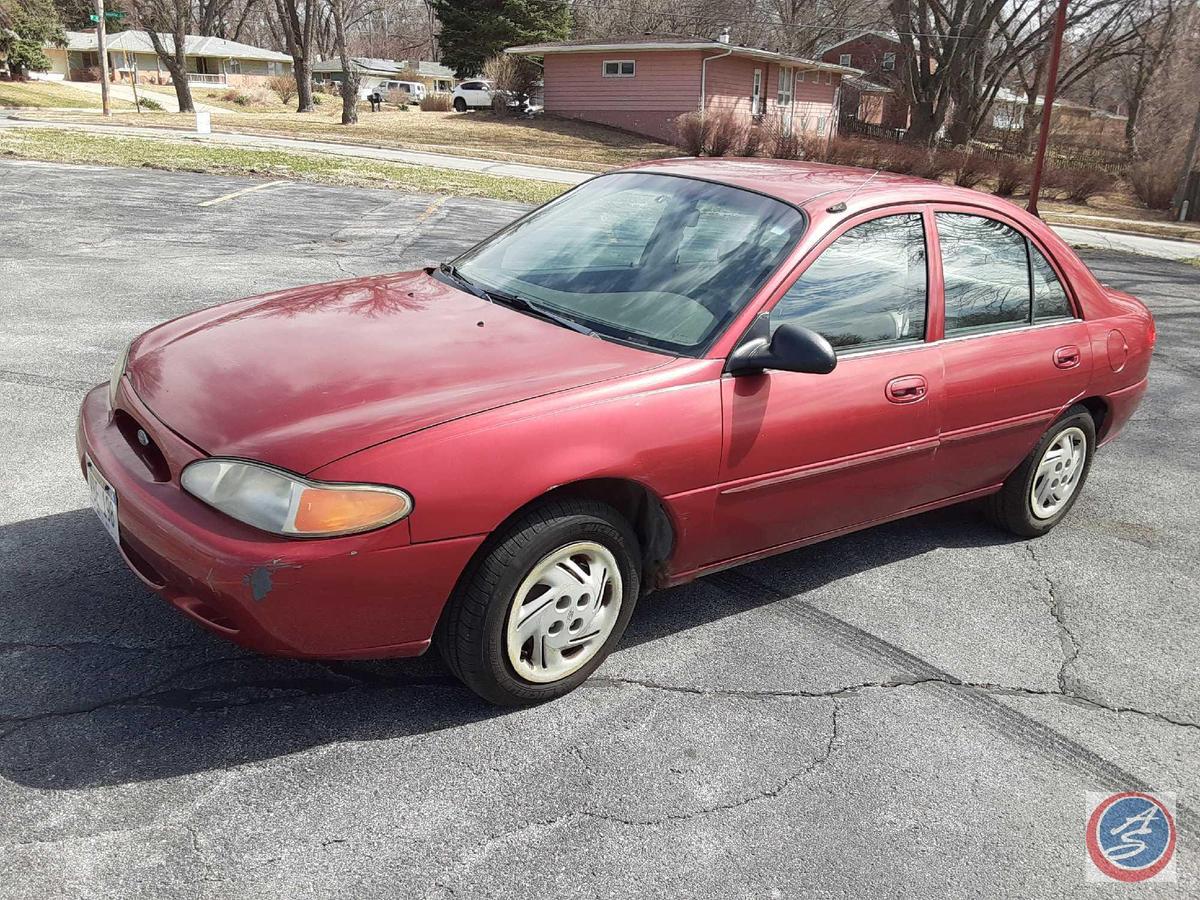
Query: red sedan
[[78, 160, 1154, 704]]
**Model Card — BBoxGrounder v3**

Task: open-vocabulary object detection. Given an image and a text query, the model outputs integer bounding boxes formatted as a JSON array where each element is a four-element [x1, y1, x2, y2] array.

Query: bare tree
[[328, 0, 358, 124], [272, 0, 317, 111], [1117, 0, 1189, 152], [194, 0, 263, 41], [126, 0, 195, 112]]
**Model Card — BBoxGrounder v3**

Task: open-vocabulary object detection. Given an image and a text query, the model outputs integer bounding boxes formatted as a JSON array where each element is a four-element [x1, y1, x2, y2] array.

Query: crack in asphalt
[[594, 675, 1200, 731], [438, 698, 843, 886], [1024, 542, 1081, 693]]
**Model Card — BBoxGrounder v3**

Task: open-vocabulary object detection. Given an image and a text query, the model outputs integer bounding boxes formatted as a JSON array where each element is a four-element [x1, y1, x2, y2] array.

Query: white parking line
[[198, 180, 290, 207]]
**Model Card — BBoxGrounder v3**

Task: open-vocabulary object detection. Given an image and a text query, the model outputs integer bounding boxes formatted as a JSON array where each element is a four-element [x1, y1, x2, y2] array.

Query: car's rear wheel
[[984, 405, 1096, 537], [453, 97, 467, 112], [437, 499, 640, 705]]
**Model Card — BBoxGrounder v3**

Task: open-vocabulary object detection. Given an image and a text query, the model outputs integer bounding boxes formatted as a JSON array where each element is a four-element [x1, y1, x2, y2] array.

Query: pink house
[[506, 34, 859, 144]]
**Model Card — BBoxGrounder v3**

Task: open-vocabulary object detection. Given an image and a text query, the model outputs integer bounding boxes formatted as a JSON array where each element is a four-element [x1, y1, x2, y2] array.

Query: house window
[[267, 61, 283, 76], [797, 70, 805, 83], [839, 53, 852, 66], [817, 116, 826, 134], [777, 67, 793, 105], [824, 71, 832, 84], [882, 52, 896, 71], [228, 58, 240, 74], [602, 60, 635, 77]]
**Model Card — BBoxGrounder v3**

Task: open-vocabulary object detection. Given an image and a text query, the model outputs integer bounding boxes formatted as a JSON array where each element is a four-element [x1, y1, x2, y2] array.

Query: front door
[[930, 208, 1093, 496], [712, 208, 943, 564]]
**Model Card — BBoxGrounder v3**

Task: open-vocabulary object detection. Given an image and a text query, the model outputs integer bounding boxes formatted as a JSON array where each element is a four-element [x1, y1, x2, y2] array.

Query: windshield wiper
[[437, 263, 491, 302], [483, 288, 598, 338], [439, 263, 596, 337]]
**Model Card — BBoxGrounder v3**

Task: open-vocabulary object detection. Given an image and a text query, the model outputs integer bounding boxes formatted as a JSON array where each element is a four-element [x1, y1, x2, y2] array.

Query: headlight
[[181, 459, 412, 538], [108, 342, 131, 408]]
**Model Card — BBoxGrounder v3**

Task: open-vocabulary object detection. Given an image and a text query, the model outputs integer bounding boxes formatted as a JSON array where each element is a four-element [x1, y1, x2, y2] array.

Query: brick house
[[506, 34, 858, 144], [819, 30, 911, 130]]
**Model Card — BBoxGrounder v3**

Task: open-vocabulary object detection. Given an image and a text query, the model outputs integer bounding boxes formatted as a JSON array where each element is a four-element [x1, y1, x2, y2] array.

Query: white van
[[362, 79, 426, 104]]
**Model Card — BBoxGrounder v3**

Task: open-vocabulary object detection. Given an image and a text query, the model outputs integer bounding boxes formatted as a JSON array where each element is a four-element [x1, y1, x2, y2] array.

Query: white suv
[[451, 80, 495, 111]]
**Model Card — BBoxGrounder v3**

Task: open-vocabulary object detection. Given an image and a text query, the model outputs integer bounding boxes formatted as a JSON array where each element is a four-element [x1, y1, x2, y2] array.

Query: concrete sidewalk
[[0, 115, 591, 185]]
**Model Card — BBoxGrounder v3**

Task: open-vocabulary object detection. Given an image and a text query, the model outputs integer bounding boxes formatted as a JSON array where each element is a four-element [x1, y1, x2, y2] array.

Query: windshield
[[453, 172, 806, 355]]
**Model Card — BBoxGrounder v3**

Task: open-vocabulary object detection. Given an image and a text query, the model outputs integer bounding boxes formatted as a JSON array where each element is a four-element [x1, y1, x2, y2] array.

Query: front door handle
[[885, 375, 927, 404], [1054, 345, 1081, 369]]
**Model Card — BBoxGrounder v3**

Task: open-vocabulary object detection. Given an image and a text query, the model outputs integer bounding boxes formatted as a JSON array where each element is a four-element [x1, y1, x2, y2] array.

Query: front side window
[[453, 173, 805, 355], [938, 213, 1031, 334], [772, 213, 927, 350], [603, 60, 635, 77]]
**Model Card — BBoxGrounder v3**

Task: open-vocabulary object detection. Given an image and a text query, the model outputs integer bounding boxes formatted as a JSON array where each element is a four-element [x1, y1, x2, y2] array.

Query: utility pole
[[1170, 97, 1200, 221], [93, 0, 111, 117], [1027, 0, 1068, 218]]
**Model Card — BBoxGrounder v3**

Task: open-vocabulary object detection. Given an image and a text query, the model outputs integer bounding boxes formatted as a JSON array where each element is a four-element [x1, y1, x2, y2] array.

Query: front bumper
[[76, 382, 484, 658]]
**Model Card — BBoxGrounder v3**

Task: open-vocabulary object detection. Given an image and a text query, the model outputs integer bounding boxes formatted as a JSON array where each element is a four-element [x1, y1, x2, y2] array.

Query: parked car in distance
[[452, 79, 494, 110], [78, 160, 1154, 706]]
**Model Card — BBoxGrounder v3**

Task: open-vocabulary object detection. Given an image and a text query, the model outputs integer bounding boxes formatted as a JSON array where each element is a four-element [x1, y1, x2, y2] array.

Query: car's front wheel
[[437, 499, 640, 705], [984, 405, 1096, 537], [452, 97, 467, 112]]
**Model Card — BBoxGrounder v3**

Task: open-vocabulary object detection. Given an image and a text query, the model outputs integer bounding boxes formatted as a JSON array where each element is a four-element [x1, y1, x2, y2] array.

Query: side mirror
[[727, 321, 837, 376]]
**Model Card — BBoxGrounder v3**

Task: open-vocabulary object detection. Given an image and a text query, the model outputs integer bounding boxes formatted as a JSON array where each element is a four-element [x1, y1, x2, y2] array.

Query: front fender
[[309, 359, 724, 546]]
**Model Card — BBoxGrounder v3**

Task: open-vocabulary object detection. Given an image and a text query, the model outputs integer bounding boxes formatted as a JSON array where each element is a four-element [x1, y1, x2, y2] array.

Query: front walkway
[[57, 80, 235, 115]]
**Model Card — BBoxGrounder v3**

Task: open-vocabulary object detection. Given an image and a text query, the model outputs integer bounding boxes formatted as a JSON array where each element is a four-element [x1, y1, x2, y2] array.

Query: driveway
[[1, 161, 1197, 898]]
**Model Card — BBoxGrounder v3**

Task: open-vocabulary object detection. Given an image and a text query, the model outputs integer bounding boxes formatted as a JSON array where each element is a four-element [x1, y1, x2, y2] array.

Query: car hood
[[128, 270, 669, 473]]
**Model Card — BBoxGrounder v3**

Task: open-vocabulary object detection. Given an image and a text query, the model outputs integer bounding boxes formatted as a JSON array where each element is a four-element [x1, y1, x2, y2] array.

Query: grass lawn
[[17, 105, 675, 171], [0, 127, 567, 204], [189, 86, 299, 113], [0, 80, 133, 110]]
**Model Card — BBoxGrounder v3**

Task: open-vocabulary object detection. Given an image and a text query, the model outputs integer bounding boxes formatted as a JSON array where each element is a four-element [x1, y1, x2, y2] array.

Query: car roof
[[623, 157, 1002, 213]]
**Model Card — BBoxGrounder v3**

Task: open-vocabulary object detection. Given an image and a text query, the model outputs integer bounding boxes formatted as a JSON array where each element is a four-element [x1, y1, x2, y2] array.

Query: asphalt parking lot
[[1, 160, 1198, 898]]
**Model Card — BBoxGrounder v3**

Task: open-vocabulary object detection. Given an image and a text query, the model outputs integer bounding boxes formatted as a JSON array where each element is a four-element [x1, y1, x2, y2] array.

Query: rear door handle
[[1054, 345, 1081, 369], [885, 375, 927, 404]]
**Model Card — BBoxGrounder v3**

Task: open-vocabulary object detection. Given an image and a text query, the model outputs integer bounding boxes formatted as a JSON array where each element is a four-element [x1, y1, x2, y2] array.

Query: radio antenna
[[827, 169, 882, 213]]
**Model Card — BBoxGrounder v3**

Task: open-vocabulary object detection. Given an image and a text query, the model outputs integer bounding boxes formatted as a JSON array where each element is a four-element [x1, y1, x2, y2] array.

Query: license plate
[[86, 456, 119, 544]]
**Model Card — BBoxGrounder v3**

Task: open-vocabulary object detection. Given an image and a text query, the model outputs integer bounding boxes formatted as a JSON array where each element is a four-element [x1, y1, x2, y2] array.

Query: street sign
[[88, 11, 125, 21]]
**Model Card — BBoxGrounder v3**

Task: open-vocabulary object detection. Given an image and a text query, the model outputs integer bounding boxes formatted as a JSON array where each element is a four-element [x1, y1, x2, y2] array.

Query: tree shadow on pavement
[[0, 502, 1017, 790]]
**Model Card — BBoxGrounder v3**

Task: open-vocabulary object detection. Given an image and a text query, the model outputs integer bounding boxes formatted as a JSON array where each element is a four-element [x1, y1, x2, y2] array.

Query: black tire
[[984, 405, 1097, 537], [452, 97, 467, 112], [436, 499, 641, 706]]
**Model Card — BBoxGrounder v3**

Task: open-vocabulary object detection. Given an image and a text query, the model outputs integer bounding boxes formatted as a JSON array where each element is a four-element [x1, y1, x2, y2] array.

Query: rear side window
[[937, 213, 1076, 335], [771, 213, 927, 350], [937, 213, 1030, 334], [1030, 243, 1071, 319]]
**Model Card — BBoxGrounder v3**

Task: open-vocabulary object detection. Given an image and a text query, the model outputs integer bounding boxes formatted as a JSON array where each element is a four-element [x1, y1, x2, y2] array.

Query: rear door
[[712, 207, 944, 563], [930, 207, 1092, 497]]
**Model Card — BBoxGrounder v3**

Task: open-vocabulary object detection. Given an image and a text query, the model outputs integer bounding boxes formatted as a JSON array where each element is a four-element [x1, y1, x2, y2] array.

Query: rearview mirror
[[727, 321, 837, 376]]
